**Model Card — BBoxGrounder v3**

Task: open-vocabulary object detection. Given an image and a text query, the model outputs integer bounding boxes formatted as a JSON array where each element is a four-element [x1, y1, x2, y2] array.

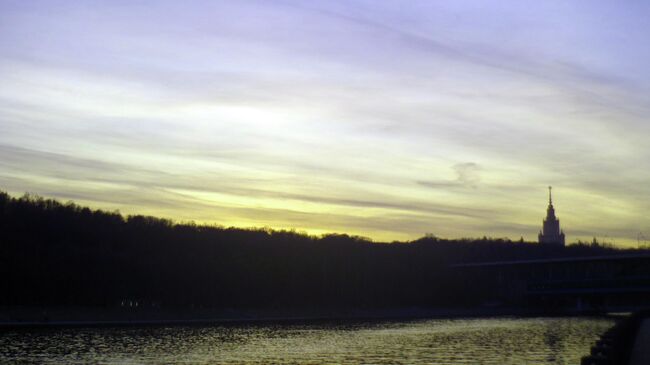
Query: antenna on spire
[[548, 186, 552, 204]]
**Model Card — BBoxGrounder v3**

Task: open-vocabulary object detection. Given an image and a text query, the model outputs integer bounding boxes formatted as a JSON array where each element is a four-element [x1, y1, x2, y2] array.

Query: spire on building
[[539, 186, 565, 246]]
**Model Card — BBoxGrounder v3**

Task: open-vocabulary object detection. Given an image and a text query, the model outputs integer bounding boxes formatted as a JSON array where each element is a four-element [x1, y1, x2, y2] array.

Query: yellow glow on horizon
[[2, 1, 649, 249]]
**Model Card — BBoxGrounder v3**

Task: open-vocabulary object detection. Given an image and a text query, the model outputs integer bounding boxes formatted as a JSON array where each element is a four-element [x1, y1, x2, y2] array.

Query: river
[[0, 317, 614, 364]]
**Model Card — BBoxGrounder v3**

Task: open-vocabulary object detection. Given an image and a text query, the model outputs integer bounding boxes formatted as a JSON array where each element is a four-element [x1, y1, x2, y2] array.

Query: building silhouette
[[539, 186, 565, 246]]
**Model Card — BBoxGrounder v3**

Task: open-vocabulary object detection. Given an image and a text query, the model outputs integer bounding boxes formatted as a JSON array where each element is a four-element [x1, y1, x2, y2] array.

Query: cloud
[[453, 162, 481, 188], [1, 1, 649, 245], [417, 162, 481, 189]]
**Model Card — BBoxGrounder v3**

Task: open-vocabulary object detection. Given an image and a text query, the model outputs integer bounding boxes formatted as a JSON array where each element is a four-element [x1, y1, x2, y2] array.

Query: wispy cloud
[[0, 0, 649, 245]]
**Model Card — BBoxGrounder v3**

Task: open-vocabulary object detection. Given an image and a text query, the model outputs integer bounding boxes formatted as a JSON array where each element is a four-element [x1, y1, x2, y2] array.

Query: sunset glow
[[1, 1, 650, 245]]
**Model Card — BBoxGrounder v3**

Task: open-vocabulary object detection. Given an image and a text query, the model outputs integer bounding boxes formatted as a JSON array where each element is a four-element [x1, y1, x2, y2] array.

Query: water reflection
[[0, 317, 613, 364]]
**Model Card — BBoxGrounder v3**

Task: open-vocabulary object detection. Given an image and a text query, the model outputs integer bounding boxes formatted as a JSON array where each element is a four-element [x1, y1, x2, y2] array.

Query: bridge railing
[[526, 276, 650, 294]]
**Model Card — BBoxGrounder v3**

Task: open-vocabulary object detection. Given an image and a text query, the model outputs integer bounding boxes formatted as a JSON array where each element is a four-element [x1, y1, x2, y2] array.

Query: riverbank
[[581, 310, 649, 365], [0, 306, 622, 329], [629, 317, 650, 365]]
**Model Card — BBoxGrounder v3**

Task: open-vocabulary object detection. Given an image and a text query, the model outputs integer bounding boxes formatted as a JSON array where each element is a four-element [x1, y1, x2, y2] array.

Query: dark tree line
[[0, 191, 634, 309]]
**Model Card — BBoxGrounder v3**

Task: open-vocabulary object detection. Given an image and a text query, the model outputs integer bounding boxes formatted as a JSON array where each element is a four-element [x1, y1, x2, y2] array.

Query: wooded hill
[[0, 191, 632, 309]]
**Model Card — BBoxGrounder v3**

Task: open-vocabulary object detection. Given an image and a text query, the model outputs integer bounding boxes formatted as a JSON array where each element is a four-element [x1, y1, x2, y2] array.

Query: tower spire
[[539, 186, 564, 246]]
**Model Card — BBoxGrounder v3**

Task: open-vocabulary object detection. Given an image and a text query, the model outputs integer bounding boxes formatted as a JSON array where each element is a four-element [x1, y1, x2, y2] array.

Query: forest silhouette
[[0, 191, 635, 310]]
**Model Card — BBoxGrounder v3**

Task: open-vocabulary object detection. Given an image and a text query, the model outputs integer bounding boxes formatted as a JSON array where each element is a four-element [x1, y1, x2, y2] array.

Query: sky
[[1, 1, 650, 246]]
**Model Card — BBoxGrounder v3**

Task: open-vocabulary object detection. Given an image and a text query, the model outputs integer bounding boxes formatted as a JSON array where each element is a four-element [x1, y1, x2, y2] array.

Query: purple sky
[[1, 1, 650, 245]]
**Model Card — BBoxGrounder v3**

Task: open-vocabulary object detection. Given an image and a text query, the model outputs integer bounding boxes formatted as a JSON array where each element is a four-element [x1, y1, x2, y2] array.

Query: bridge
[[452, 253, 650, 312]]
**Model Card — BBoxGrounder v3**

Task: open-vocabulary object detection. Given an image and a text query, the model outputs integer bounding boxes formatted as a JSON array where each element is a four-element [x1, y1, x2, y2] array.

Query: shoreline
[[0, 307, 623, 329]]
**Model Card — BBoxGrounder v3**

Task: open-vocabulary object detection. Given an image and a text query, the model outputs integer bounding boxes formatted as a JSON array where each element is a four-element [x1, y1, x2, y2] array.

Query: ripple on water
[[0, 317, 614, 365]]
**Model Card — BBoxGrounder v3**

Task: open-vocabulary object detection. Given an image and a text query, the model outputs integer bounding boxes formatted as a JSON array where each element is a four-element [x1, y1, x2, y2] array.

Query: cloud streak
[[1, 0, 649, 245]]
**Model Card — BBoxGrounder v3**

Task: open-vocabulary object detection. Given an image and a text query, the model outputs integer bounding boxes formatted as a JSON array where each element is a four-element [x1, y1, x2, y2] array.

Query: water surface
[[0, 317, 614, 364]]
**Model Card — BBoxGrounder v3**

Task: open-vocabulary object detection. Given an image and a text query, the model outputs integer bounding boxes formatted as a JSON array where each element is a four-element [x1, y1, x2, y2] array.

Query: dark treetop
[[0, 191, 634, 310]]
